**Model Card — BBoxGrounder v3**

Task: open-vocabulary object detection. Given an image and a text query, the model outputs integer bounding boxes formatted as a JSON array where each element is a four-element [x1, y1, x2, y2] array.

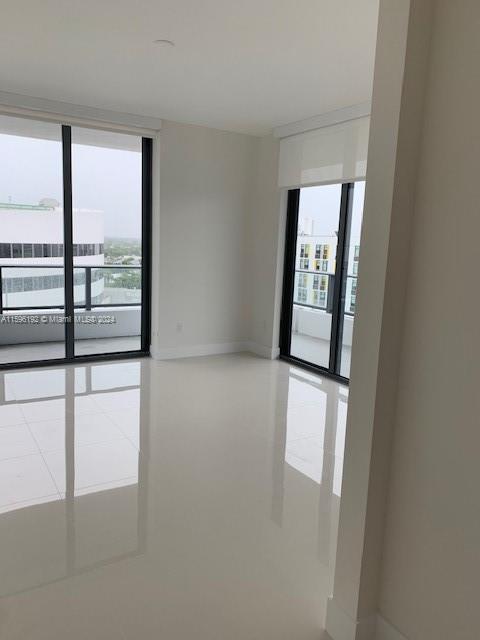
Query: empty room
[[0, 2, 479, 640]]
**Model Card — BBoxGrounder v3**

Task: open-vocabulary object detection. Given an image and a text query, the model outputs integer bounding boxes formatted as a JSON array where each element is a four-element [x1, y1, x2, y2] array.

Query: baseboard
[[325, 599, 409, 640], [245, 341, 280, 359], [150, 341, 249, 360], [325, 597, 376, 640], [150, 341, 280, 361], [376, 615, 408, 640]]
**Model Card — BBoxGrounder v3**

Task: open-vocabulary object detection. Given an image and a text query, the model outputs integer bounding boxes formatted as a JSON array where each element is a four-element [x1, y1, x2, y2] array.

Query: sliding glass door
[[0, 114, 151, 369], [0, 116, 66, 365], [280, 181, 365, 381], [71, 127, 144, 357]]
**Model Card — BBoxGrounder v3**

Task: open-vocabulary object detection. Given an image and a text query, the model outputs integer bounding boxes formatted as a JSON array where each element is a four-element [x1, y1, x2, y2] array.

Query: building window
[[313, 290, 327, 308], [23, 244, 33, 258], [0, 242, 102, 259], [0, 244, 10, 258], [298, 273, 307, 288], [297, 288, 307, 303], [299, 243, 310, 258], [12, 244, 22, 258]]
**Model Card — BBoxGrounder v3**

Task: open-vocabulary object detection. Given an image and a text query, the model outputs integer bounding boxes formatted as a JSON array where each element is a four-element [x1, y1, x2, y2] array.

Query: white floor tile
[[0, 354, 347, 640], [104, 407, 140, 448], [29, 413, 124, 453], [20, 398, 66, 423], [0, 403, 26, 427], [0, 424, 39, 461], [0, 454, 59, 508], [92, 388, 140, 411], [44, 438, 138, 494]]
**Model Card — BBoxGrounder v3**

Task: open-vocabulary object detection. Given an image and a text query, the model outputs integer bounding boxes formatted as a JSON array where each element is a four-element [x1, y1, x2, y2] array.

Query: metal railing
[[0, 264, 141, 314], [293, 270, 356, 316]]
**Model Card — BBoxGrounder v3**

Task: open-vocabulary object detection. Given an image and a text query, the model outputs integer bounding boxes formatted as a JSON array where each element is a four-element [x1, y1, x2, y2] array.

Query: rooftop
[[0, 202, 55, 211]]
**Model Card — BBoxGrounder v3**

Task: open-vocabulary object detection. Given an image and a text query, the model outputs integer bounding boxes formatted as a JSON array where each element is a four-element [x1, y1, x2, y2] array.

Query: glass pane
[[93, 268, 141, 306], [71, 128, 142, 356], [339, 181, 365, 378], [0, 115, 65, 365], [290, 184, 342, 368], [74, 267, 86, 306]]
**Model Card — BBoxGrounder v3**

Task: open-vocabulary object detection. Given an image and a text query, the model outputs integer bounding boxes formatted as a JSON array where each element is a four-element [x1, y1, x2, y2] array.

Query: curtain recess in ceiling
[[278, 116, 370, 188]]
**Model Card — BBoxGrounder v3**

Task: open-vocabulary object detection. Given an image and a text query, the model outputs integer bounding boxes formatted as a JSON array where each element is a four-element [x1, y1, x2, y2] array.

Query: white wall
[[247, 134, 283, 358], [377, 2, 480, 639], [151, 120, 259, 358], [326, 1, 435, 638]]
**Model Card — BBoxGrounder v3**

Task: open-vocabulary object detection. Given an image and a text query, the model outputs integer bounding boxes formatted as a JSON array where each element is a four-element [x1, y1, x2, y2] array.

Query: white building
[[0, 200, 104, 308], [294, 231, 359, 313]]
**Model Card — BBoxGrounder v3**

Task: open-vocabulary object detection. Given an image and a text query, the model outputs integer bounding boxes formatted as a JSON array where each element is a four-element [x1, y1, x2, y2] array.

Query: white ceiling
[[0, 0, 379, 135]]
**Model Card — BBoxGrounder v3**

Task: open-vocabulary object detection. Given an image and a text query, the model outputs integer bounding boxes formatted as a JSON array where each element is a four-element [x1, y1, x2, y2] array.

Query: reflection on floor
[[0, 354, 347, 640], [0, 336, 141, 364], [291, 332, 352, 376]]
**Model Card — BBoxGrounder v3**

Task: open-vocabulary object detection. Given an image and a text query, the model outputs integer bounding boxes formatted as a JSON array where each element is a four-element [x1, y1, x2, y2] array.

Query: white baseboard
[[150, 341, 280, 361], [325, 598, 376, 640], [150, 341, 249, 360], [325, 598, 408, 640], [376, 615, 408, 640], [245, 341, 280, 360]]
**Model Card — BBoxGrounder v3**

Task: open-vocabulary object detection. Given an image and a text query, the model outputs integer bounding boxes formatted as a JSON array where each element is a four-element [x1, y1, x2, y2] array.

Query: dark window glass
[[23, 244, 33, 258], [0, 244, 11, 258]]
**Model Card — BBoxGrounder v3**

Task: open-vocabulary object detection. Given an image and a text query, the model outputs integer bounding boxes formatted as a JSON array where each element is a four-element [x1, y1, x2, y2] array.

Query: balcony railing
[[0, 264, 141, 314], [293, 270, 356, 316]]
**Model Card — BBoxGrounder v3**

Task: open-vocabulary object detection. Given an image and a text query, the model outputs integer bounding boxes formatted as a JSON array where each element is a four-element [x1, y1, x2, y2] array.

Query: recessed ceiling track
[[0, 90, 161, 138]]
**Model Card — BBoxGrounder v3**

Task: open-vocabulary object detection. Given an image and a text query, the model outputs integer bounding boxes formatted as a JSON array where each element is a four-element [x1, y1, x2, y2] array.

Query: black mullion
[[279, 354, 349, 386], [62, 125, 75, 360], [141, 137, 153, 354], [65, 366, 76, 574], [279, 189, 300, 356], [335, 183, 355, 374], [330, 183, 354, 374]]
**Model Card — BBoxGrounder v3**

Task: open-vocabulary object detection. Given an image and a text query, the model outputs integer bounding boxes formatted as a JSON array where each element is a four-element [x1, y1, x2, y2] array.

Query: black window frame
[[0, 123, 152, 371], [279, 182, 358, 384]]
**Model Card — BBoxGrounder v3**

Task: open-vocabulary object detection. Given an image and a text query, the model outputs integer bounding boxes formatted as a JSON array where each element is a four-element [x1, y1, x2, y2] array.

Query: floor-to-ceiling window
[[280, 181, 365, 381], [0, 114, 152, 368]]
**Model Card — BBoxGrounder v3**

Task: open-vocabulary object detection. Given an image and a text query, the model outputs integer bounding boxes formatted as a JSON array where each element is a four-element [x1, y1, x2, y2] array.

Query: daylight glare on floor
[[0, 353, 346, 640]]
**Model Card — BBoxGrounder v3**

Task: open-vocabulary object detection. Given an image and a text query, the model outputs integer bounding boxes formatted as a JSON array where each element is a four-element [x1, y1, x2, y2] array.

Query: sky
[[0, 130, 365, 244], [0, 133, 142, 239], [299, 181, 365, 243]]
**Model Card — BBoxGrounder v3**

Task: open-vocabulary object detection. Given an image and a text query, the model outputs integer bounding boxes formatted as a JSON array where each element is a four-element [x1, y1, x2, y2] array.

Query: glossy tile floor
[[0, 354, 347, 640]]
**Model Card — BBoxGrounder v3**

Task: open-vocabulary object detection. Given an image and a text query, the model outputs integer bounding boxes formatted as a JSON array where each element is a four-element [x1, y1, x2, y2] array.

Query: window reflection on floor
[[0, 361, 147, 596], [284, 367, 347, 495]]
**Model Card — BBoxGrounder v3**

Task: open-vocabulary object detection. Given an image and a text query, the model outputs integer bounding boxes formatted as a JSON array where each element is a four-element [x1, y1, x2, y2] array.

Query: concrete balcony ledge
[[0, 307, 141, 345]]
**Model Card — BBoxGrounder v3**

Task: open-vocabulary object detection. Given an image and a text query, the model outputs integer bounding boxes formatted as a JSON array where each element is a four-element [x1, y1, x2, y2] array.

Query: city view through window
[[287, 182, 365, 379], [0, 115, 145, 365]]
